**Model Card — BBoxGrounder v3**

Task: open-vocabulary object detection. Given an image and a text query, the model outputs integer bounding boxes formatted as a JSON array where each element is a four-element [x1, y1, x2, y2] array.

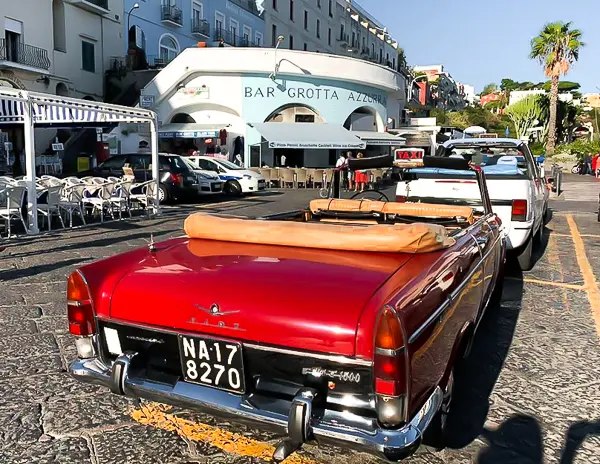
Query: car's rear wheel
[[158, 184, 168, 203], [517, 235, 534, 271], [224, 180, 243, 197]]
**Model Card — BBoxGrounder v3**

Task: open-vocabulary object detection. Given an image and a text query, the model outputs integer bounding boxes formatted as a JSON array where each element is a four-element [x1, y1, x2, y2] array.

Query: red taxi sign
[[395, 148, 424, 161]]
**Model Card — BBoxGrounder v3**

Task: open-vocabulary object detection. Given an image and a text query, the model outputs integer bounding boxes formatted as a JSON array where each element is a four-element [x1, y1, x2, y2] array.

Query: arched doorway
[[56, 83, 69, 97], [343, 106, 381, 131], [170, 113, 196, 123], [264, 104, 324, 124], [263, 104, 326, 168]]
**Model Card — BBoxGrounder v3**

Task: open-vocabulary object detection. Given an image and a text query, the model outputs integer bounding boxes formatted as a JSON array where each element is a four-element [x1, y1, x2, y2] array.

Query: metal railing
[[191, 19, 210, 36], [228, 0, 264, 18], [0, 39, 51, 70], [161, 5, 183, 25], [214, 29, 255, 47], [109, 53, 179, 72]]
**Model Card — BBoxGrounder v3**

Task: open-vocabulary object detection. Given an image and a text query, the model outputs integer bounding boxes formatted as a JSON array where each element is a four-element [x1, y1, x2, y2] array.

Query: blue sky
[[358, 0, 597, 93]]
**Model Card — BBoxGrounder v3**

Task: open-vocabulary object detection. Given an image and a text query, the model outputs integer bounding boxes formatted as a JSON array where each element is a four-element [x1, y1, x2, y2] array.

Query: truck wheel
[[517, 235, 534, 271], [423, 369, 454, 451]]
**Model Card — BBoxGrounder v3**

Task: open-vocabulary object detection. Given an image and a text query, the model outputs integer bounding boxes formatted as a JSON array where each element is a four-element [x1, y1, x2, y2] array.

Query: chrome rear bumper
[[70, 353, 442, 462]]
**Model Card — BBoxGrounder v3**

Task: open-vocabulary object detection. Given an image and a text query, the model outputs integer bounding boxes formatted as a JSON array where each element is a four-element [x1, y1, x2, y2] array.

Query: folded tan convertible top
[[184, 213, 456, 253], [310, 199, 474, 224]]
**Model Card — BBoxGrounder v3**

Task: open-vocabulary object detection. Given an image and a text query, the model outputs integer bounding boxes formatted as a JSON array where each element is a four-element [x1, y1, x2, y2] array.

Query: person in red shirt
[[592, 153, 600, 179]]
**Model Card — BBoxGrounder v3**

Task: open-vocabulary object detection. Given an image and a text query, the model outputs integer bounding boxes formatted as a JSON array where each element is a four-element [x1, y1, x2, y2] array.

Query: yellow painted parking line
[[130, 402, 319, 464], [509, 277, 585, 291], [566, 215, 600, 340]]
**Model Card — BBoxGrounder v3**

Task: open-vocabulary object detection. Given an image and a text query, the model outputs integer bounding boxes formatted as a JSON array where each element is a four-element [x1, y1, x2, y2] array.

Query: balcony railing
[[161, 5, 183, 26], [337, 33, 349, 43], [191, 19, 210, 37], [109, 52, 180, 72], [228, 0, 264, 18], [214, 29, 256, 47], [0, 38, 51, 70]]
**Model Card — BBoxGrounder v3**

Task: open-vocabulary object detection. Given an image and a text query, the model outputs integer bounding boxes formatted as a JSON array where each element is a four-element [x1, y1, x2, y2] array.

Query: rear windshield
[[436, 145, 532, 178]]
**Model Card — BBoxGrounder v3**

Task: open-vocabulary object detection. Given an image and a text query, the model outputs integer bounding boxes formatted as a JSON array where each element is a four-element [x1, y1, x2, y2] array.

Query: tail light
[[373, 307, 408, 427], [67, 271, 96, 337], [511, 199, 527, 221], [395, 195, 407, 203], [170, 173, 183, 186]]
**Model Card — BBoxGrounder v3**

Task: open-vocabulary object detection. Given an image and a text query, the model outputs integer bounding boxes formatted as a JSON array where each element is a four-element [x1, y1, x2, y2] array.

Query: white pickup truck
[[395, 138, 549, 270]]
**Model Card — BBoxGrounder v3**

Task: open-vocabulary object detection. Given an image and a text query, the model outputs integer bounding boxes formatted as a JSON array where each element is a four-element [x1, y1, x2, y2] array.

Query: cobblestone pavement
[[0, 188, 599, 464]]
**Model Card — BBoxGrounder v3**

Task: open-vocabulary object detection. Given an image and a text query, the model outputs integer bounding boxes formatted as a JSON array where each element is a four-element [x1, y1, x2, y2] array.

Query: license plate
[[178, 335, 245, 393]]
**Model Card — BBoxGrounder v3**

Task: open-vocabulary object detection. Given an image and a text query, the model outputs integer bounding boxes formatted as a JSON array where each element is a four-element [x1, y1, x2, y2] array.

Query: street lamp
[[269, 35, 285, 81], [127, 3, 140, 47]]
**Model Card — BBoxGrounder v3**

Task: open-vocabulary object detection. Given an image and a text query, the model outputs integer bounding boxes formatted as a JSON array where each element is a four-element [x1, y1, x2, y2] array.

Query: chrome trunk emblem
[[195, 303, 240, 317]]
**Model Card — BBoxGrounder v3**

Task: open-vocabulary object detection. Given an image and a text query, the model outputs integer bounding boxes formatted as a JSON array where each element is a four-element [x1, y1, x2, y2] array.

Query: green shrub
[[555, 139, 600, 160]]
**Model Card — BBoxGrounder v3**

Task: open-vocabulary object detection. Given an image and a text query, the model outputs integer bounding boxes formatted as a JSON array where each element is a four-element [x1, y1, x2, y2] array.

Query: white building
[[0, 0, 124, 155], [116, 47, 406, 167], [460, 83, 476, 106], [263, 0, 399, 74]]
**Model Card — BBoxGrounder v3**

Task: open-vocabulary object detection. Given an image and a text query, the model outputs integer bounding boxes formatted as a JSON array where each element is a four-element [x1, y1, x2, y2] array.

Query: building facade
[[114, 47, 406, 167], [412, 64, 466, 112], [124, 0, 266, 68], [262, 0, 399, 74], [0, 0, 123, 155]]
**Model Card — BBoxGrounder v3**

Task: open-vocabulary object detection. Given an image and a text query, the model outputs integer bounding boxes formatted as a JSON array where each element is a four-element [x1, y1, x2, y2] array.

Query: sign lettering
[[395, 149, 424, 160], [244, 86, 386, 106]]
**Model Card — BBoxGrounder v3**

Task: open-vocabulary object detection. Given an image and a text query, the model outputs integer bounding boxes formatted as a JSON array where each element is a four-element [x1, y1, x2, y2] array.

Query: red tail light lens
[[395, 196, 407, 203], [67, 271, 96, 336], [170, 173, 183, 185], [511, 199, 527, 221], [374, 307, 406, 397]]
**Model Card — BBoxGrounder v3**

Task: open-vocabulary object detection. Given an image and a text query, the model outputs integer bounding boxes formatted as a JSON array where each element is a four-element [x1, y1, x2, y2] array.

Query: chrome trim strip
[[244, 343, 373, 367], [97, 318, 373, 367], [408, 298, 451, 344], [375, 347, 404, 356], [408, 232, 502, 345]]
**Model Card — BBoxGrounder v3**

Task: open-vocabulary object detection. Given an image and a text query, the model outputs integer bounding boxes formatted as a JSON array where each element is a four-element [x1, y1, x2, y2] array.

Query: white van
[[188, 156, 266, 195], [395, 139, 549, 270]]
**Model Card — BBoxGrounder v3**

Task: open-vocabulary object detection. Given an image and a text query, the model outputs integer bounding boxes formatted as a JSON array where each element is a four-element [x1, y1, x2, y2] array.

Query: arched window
[[159, 35, 179, 63]]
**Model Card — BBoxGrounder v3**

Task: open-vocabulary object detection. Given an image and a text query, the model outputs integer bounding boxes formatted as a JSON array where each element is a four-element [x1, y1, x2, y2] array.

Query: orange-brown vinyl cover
[[184, 213, 455, 253], [309, 199, 474, 224]]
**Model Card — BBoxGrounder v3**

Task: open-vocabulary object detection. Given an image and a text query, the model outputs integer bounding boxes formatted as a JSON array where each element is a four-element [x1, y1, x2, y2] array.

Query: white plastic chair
[[111, 180, 133, 219], [59, 184, 87, 228], [38, 185, 65, 231], [0, 185, 28, 237]]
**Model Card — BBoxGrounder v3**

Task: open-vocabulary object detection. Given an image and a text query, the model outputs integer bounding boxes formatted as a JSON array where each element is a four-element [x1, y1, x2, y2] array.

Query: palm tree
[[530, 21, 584, 154]]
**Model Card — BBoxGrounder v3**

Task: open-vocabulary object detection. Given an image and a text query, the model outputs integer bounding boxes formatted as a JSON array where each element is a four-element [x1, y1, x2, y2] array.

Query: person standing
[[592, 152, 600, 179], [354, 152, 368, 192], [280, 154, 287, 167], [346, 151, 354, 191]]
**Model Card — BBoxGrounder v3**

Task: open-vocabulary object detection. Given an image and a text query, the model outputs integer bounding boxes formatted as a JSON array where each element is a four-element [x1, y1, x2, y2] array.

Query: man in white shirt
[[280, 155, 287, 167], [335, 154, 346, 167]]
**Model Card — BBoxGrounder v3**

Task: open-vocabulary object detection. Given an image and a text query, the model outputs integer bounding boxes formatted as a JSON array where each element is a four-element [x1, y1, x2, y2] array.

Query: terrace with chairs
[[0, 175, 159, 238], [250, 166, 393, 190]]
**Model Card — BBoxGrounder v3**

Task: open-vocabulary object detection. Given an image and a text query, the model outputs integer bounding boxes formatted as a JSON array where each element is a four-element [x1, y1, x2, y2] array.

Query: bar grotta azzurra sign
[[244, 86, 388, 107]]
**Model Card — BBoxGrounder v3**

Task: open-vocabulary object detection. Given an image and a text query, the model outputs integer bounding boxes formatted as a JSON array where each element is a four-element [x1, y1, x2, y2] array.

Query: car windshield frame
[[435, 142, 534, 179], [212, 159, 244, 171]]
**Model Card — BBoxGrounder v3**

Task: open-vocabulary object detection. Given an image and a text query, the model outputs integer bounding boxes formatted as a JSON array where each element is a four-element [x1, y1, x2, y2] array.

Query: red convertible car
[[68, 156, 505, 462]]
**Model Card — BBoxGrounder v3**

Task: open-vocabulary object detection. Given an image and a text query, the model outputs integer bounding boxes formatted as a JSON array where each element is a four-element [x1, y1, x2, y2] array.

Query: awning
[[249, 123, 366, 149], [158, 123, 221, 139], [351, 131, 406, 147], [0, 93, 153, 126]]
